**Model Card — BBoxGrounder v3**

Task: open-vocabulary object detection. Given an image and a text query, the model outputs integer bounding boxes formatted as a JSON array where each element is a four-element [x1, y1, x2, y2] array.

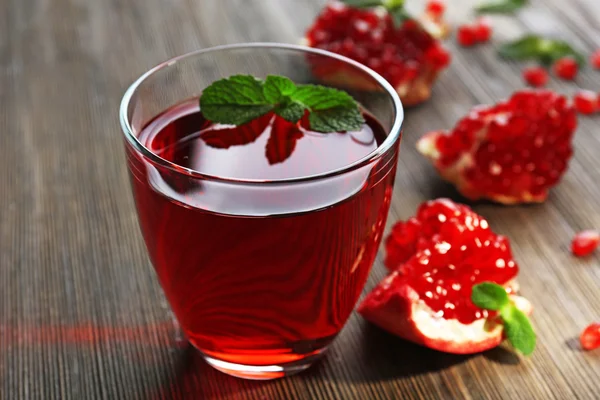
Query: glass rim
[[119, 42, 404, 185]]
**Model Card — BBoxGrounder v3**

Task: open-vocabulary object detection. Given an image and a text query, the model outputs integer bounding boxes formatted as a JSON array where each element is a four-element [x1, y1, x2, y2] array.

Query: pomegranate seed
[[474, 18, 492, 43], [553, 57, 578, 80], [425, 45, 452, 69], [573, 90, 599, 115], [522, 66, 548, 87], [457, 24, 478, 47], [591, 50, 600, 70], [571, 230, 600, 257], [580, 323, 600, 350], [426, 0, 446, 19]]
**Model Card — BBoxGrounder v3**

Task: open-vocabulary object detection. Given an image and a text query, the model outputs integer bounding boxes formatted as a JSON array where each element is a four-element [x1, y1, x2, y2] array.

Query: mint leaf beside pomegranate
[[476, 0, 527, 14], [200, 74, 365, 133], [498, 35, 585, 66], [472, 282, 536, 356]]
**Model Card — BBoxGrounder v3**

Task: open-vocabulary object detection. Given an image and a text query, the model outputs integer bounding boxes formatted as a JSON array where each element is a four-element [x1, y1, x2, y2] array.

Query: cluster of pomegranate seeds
[[522, 66, 549, 87], [553, 56, 579, 80], [573, 90, 600, 115], [418, 90, 577, 204], [457, 19, 492, 47], [591, 50, 600, 69], [384, 199, 519, 324], [305, 2, 450, 93], [571, 230, 600, 257], [580, 323, 600, 350]]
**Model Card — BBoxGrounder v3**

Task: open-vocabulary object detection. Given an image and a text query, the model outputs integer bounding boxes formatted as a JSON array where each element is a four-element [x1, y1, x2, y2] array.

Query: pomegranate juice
[[126, 99, 398, 371]]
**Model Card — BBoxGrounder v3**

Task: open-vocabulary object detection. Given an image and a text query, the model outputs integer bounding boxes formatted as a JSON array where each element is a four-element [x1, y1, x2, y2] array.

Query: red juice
[[125, 99, 398, 376]]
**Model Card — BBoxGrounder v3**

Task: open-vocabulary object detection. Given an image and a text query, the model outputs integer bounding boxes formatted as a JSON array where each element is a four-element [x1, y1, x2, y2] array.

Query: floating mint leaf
[[275, 101, 306, 123], [499, 35, 585, 66], [310, 106, 365, 133], [500, 305, 537, 356], [200, 75, 273, 126], [263, 75, 297, 104], [471, 282, 510, 311], [476, 0, 527, 14], [199, 74, 365, 133]]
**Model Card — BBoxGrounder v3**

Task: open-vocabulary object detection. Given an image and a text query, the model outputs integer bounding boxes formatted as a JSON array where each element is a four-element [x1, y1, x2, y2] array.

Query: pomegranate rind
[[358, 272, 532, 354]]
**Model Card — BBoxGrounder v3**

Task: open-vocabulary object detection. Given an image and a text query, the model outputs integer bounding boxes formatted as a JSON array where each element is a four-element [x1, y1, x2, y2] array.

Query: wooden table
[[2, 0, 599, 398]]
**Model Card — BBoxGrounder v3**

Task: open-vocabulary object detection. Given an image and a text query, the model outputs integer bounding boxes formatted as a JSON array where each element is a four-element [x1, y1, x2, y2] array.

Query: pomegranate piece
[[425, 0, 445, 19], [417, 90, 577, 204], [553, 57, 579, 80], [457, 24, 478, 47], [581, 323, 600, 350], [573, 90, 599, 115], [571, 230, 600, 257], [359, 199, 532, 354], [522, 66, 548, 87], [474, 18, 492, 43], [304, 1, 451, 106], [591, 50, 600, 70]]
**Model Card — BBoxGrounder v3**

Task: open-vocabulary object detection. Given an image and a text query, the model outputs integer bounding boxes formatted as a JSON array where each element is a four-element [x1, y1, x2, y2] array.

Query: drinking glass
[[120, 43, 403, 380]]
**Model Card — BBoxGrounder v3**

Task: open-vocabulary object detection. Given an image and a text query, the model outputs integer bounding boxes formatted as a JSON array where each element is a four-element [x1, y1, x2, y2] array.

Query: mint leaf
[[200, 75, 273, 125], [476, 0, 527, 14], [294, 85, 358, 111], [200, 75, 365, 133], [310, 106, 365, 133], [500, 305, 536, 356], [471, 283, 510, 311], [499, 35, 585, 66], [275, 101, 305, 123], [340, 0, 385, 8], [263, 75, 297, 104]]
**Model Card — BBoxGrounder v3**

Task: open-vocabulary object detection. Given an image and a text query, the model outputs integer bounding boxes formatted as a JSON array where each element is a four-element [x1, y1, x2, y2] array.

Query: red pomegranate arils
[[457, 24, 478, 47], [474, 18, 492, 43], [425, 0, 446, 19], [523, 66, 548, 87], [591, 50, 600, 70], [571, 230, 600, 257], [553, 57, 578, 80], [580, 323, 600, 350], [573, 90, 599, 115], [418, 90, 577, 204]]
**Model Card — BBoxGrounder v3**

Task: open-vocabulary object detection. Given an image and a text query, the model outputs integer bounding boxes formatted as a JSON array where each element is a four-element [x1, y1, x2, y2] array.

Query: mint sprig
[[476, 0, 528, 14], [472, 282, 536, 356], [498, 35, 585, 66], [200, 75, 365, 133], [341, 0, 408, 27]]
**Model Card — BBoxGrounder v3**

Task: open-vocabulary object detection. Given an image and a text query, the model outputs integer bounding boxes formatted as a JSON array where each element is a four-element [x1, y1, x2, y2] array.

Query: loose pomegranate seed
[[572, 230, 600, 257], [591, 50, 600, 70], [522, 66, 548, 87], [426, 0, 446, 19], [474, 18, 492, 43], [553, 57, 578, 80], [457, 24, 478, 47], [580, 323, 600, 350], [573, 91, 599, 115]]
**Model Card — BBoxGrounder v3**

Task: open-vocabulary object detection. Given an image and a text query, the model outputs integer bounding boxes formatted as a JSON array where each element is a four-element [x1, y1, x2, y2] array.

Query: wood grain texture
[[1, 0, 600, 398]]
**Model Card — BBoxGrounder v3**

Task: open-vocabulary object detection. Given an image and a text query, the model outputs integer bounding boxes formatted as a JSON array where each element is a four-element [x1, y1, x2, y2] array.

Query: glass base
[[200, 350, 326, 380]]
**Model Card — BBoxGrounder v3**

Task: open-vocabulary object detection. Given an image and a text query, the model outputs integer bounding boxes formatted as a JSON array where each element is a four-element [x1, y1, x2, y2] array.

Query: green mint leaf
[[200, 75, 273, 125], [275, 101, 305, 123], [293, 85, 358, 111], [340, 0, 385, 8], [500, 305, 536, 356], [498, 35, 585, 66], [309, 106, 365, 133], [471, 283, 511, 311], [263, 75, 297, 104], [476, 0, 527, 14]]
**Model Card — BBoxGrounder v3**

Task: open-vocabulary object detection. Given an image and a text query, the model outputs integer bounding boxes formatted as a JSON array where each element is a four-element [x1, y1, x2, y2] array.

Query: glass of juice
[[120, 43, 403, 380]]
